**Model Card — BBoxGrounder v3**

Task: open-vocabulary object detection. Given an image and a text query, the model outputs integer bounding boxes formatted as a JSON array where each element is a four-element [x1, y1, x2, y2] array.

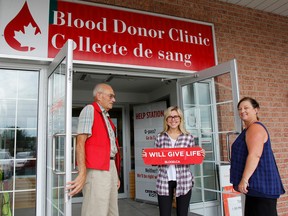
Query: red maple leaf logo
[[4, 1, 41, 51]]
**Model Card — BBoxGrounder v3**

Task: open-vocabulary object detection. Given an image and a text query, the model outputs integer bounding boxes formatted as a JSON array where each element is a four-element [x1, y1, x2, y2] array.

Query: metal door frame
[[46, 39, 73, 216], [177, 59, 241, 216]]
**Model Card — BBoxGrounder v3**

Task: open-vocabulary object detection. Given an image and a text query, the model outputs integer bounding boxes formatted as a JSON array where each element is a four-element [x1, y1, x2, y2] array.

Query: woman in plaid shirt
[[155, 106, 199, 216]]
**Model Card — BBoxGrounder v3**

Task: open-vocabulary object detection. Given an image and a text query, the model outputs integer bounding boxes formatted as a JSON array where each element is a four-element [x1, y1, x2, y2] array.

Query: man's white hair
[[92, 83, 111, 97]]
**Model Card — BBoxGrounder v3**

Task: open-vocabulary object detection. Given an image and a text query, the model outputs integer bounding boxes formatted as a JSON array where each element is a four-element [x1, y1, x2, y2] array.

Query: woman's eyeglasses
[[166, 115, 181, 121]]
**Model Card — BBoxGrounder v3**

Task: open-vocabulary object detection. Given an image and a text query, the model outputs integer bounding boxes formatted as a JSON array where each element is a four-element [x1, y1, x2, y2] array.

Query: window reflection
[[17, 100, 38, 128], [18, 72, 39, 99], [0, 71, 17, 98], [0, 100, 16, 128], [15, 191, 36, 216], [0, 69, 38, 215], [16, 129, 37, 153]]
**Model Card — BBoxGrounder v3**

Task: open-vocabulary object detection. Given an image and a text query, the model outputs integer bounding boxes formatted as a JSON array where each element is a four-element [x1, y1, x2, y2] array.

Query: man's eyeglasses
[[101, 92, 116, 99], [166, 115, 181, 121]]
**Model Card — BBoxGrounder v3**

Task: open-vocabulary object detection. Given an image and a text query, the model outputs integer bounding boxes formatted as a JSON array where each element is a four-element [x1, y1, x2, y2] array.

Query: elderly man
[[68, 83, 121, 216]]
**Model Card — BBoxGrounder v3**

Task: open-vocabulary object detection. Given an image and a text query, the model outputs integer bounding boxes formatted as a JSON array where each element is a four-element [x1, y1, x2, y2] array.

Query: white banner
[[134, 101, 166, 202]]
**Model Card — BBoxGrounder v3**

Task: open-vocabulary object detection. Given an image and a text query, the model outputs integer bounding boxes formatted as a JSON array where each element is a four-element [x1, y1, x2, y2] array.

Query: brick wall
[[87, 0, 288, 214]]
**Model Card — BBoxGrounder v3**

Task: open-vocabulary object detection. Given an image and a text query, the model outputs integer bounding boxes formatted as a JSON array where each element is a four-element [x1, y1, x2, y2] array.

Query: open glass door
[[46, 40, 73, 216], [177, 59, 241, 216]]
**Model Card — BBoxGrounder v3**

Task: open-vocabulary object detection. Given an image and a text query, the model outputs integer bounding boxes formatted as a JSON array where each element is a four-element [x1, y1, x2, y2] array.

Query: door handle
[[72, 135, 78, 174], [226, 132, 240, 162], [52, 133, 78, 175]]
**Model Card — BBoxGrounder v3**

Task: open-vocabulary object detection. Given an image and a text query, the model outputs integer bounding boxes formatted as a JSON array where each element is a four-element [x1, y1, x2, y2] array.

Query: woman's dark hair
[[237, 97, 260, 120], [237, 97, 260, 109]]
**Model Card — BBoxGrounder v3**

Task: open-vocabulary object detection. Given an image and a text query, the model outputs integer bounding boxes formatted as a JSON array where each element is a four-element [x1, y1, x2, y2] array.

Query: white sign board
[[0, 0, 49, 57], [228, 196, 242, 216], [134, 101, 166, 202], [219, 164, 232, 188]]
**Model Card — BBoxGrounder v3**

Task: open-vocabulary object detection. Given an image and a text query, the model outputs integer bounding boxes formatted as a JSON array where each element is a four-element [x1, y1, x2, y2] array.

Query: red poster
[[223, 186, 241, 216], [48, 1, 215, 71], [142, 147, 204, 165]]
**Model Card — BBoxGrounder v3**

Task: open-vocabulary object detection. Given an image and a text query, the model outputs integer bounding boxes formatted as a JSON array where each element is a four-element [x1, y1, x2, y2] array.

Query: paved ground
[[16, 198, 200, 215], [73, 198, 200, 216], [72, 199, 160, 216]]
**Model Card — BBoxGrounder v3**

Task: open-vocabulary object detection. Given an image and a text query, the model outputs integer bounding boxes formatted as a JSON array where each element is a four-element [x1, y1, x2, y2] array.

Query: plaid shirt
[[155, 132, 195, 197], [77, 103, 117, 157]]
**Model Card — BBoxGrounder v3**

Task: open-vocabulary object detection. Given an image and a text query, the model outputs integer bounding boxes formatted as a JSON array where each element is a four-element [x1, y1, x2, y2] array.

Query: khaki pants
[[81, 161, 119, 216]]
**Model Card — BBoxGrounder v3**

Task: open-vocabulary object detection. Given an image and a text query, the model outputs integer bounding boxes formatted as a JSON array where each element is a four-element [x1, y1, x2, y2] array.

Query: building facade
[[0, 0, 287, 215]]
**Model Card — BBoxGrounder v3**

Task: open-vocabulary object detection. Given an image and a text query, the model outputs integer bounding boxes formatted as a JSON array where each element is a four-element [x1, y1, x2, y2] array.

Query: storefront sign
[[142, 147, 204, 165], [0, 0, 216, 72], [48, 1, 215, 71]]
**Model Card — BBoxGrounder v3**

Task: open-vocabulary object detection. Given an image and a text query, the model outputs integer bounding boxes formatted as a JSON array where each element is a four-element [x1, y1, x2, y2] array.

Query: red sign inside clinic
[[48, 1, 215, 71]]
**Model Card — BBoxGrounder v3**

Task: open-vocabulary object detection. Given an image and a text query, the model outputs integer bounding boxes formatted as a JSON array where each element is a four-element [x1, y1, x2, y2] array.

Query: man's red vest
[[85, 102, 121, 175]]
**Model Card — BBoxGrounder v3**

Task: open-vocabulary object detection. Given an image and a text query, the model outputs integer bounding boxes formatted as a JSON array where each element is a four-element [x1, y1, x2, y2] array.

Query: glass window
[[0, 100, 16, 128], [0, 69, 39, 216], [17, 100, 38, 128]]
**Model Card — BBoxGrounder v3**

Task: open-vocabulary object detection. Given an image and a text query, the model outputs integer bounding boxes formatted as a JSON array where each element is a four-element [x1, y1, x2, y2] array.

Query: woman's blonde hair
[[161, 106, 189, 135]]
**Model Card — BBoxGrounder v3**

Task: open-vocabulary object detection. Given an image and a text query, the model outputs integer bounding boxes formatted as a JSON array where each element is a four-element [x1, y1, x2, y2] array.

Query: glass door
[[46, 40, 73, 216], [177, 59, 241, 216]]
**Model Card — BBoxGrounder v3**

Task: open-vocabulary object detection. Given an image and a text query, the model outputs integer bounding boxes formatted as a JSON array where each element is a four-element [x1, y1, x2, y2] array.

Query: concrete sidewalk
[[72, 198, 200, 216]]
